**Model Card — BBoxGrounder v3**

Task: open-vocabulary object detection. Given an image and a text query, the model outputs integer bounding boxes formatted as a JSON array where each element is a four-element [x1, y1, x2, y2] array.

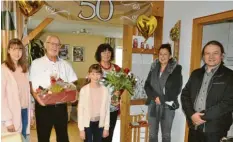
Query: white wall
[[163, 1, 233, 142], [131, 54, 153, 100]]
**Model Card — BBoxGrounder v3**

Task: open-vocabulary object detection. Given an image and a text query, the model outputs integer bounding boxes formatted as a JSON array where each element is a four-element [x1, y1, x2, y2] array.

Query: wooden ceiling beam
[[22, 18, 54, 46]]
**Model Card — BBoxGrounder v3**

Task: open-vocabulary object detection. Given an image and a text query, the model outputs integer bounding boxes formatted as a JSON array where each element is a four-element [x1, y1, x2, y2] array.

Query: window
[[115, 46, 123, 67]]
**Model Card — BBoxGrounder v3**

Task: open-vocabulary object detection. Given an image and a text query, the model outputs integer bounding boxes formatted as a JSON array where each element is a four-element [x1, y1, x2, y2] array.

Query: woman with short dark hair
[[144, 43, 183, 142], [95, 43, 115, 63], [95, 43, 120, 142]]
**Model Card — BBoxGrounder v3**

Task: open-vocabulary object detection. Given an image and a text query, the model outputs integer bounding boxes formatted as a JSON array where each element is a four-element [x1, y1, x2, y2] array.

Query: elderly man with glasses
[[29, 35, 77, 142]]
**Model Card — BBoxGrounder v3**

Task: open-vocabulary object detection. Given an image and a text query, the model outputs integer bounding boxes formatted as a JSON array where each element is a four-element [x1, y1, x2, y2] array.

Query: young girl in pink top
[[1, 38, 32, 142], [78, 64, 110, 142]]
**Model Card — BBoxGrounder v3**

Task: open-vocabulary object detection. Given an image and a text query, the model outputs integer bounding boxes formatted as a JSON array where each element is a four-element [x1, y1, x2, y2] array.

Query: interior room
[[1, 1, 233, 142]]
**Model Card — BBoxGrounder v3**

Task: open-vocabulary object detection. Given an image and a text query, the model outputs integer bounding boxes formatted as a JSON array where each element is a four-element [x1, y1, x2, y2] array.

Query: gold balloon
[[136, 15, 157, 41], [18, 0, 44, 18]]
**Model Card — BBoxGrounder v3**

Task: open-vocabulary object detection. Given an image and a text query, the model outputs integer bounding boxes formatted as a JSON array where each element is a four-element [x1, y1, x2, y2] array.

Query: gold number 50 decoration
[[78, 0, 114, 21]]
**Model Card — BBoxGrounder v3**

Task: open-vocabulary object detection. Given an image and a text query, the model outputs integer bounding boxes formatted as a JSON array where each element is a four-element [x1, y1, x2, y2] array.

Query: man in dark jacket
[[181, 40, 233, 142]]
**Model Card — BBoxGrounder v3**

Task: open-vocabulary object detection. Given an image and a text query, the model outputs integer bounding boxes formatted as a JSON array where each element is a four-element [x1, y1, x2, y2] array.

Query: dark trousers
[[102, 110, 119, 142], [188, 129, 227, 142], [84, 121, 104, 142], [148, 104, 175, 142], [35, 102, 69, 142], [21, 108, 28, 139]]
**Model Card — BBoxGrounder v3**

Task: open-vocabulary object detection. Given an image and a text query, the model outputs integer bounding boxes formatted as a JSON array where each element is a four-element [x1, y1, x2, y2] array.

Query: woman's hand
[[7, 125, 15, 132], [102, 130, 109, 138], [111, 91, 121, 106], [80, 130, 85, 140], [111, 100, 120, 107], [113, 90, 121, 96], [154, 97, 161, 104]]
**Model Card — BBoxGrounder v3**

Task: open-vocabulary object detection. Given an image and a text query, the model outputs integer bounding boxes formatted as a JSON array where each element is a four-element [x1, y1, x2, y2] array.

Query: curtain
[[1, 1, 23, 62], [1, 1, 17, 61]]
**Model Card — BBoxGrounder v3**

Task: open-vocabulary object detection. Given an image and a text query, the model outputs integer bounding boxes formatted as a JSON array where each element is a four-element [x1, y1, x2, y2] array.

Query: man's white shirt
[[29, 56, 77, 91]]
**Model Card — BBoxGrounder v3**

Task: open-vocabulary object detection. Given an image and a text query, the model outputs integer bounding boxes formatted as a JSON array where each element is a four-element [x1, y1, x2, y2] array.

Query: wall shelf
[[130, 99, 147, 105], [132, 48, 158, 54]]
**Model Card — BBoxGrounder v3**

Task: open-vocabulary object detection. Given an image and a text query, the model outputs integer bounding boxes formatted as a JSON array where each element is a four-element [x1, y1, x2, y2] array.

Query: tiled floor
[[30, 121, 83, 142]]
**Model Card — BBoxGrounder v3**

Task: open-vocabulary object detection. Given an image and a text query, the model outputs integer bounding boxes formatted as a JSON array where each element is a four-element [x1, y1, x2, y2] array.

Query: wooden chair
[[127, 99, 149, 142]]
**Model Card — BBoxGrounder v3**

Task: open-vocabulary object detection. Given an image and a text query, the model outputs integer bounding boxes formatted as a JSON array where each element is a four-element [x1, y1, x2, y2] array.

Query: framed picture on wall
[[59, 44, 69, 60], [73, 46, 84, 62]]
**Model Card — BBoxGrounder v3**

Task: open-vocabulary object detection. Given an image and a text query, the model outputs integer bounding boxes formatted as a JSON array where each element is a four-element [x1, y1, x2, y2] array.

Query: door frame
[[185, 9, 233, 142]]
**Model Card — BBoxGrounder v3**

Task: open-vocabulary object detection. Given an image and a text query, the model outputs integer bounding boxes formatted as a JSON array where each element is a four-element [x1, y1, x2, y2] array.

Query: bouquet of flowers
[[36, 76, 77, 105], [102, 66, 137, 103]]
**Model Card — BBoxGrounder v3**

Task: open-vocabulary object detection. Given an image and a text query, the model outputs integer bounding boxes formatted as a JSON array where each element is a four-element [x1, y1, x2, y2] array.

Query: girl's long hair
[[4, 38, 28, 72]]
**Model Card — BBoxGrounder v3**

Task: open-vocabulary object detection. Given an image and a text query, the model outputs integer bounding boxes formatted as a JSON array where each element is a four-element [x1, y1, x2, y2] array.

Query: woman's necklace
[[100, 63, 112, 71]]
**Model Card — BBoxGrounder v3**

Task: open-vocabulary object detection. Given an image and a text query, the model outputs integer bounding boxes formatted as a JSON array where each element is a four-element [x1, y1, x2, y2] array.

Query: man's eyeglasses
[[46, 42, 61, 47]]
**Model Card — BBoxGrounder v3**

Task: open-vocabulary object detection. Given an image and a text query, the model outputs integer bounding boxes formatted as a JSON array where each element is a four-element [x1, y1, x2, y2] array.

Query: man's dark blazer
[[181, 63, 233, 132]]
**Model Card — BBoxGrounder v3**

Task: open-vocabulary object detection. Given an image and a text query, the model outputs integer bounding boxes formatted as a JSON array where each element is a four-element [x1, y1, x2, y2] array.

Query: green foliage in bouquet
[[102, 68, 137, 96], [50, 84, 64, 93]]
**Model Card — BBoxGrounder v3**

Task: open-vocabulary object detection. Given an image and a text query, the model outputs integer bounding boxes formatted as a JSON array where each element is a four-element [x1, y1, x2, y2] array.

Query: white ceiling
[[27, 18, 123, 38]]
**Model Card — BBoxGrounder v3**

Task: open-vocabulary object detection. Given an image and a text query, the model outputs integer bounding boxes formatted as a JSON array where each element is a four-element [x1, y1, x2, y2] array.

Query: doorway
[[185, 9, 233, 142]]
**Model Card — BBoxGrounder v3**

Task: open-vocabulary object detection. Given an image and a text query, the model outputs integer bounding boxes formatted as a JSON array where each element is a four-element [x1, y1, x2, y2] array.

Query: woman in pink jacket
[[1, 38, 32, 142]]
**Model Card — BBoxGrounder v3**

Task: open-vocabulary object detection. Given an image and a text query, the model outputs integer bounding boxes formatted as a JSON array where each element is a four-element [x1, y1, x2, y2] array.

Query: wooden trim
[[121, 25, 133, 142], [184, 122, 189, 142], [132, 48, 157, 54], [22, 18, 54, 46], [122, 25, 133, 69], [130, 99, 146, 105], [151, 1, 164, 17], [154, 16, 163, 59], [185, 9, 233, 142], [16, 3, 24, 39], [173, 20, 181, 62], [194, 10, 233, 25], [133, 26, 138, 36], [190, 20, 203, 72], [145, 114, 149, 142]]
